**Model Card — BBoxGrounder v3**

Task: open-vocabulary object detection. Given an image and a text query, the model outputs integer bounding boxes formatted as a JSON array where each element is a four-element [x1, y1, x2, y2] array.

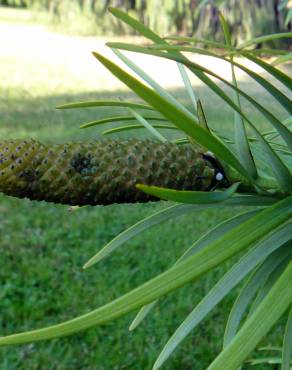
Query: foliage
[[0, 20, 255, 367], [0, 6, 292, 370]]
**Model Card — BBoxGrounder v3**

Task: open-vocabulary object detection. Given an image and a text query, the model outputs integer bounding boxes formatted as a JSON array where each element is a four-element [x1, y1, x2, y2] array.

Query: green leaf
[[232, 57, 292, 116], [207, 258, 292, 370], [80, 115, 167, 129], [196, 100, 210, 132], [108, 9, 292, 173], [112, 49, 196, 120], [238, 32, 292, 49], [153, 222, 292, 370], [84, 197, 277, 270], [102, 124, 176, 136], [224, 243, 292, 348], [219, 11, 232, 46], [164, 36, 234, 50], [130, 210, 260, 330], [108, 8, 291, 111], [258, 346, 283, 352], [84, 204, 200, 268], [106, 45, 292, 190], [136, 183, 241, 204], [282, 307, 292, 370], [56, 100, 154, 110], [272, 53, 292, 66], [127, 108, 167, 142], [247, 357, 283, 365], [242, 52, 292, 92], [226, 48, 289, 57], [109, 43, 292, 153], [143, 43, 292, 116], [0, 197, 290, 345], [109, 7, 162, 43], [176, 63, 197, 114], [219, 11, 257, 179], [248, 258, 290, 317], [91, 52, 254, 183]]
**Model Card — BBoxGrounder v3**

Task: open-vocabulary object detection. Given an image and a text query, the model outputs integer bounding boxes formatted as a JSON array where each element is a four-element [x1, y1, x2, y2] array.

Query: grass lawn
[[0, 6, 290, 370]]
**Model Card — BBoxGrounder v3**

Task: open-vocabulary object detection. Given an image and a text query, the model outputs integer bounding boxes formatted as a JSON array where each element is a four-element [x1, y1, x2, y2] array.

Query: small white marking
[[216, 172, 224, 181]]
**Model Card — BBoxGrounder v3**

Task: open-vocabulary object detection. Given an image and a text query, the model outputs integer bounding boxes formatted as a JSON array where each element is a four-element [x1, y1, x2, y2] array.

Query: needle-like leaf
[[282, 307, 292, 370], [238, 32, 292, 49], [105, 45, 292, 190], [130, 209, 260, 330], [219, 12, 257, 179], [56, 100, 155, 110], [102, 124, 176, 135], [136, 183, 241, 204], [224, 242, 292, 348], [0, 197, 290, 345], [92, 51, 254, 183], [241, 52, 292, 92], [80, 115, 167, 129], [127, 108, 167, 142], [153, 223, 292, 370], [207, 259, 292, 370]]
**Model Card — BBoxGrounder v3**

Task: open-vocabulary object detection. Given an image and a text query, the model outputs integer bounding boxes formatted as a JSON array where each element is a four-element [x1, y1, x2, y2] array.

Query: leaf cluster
[[1, 7, 292, 370]]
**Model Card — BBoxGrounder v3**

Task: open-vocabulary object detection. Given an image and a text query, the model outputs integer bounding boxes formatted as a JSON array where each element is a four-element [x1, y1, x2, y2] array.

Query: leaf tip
[[152, 361, 161, 370], [128, 323, 136, 331], [135, 183, 145, 191], [83, 259, 95, 269], [82, 262, 90, 270]]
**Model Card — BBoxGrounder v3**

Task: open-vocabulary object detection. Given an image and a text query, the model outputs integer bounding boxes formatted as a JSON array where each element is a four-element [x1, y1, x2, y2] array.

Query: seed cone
[[0, 138, 218, 206]]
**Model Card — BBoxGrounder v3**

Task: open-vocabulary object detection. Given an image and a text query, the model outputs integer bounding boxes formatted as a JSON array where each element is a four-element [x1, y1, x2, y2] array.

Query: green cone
[[0, 138, 218, 206]]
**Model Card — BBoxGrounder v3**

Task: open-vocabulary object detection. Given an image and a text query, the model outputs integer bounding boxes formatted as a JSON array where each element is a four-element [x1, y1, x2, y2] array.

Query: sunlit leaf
[[238, 32, 292, 49], [127, 108, 167, 142], [102, 124, 177, 135], [56, 100, 155, 110], [112, 48, 196, 120], [164, 36, 233, 50], [272, 53, 292, 66], [177, 63, 197, 114], [106, 44, 292, 190], [197, 100, 210, 132], [80, 115, 167, 129], [136, 183, 240, 204], [92, 51, 254, 183], [242, 52, 292, 91], [109, 43, 292, 149], [219, 11, 257, 178]]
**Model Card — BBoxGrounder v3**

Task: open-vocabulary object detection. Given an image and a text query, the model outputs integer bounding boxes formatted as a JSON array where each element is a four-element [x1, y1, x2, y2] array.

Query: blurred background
[[0, 1, 291, 369], [0, 0, 292, 44]]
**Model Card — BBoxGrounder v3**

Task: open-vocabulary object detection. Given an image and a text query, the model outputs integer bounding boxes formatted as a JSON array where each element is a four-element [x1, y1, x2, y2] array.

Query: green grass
[[0, 7, 290, 370]]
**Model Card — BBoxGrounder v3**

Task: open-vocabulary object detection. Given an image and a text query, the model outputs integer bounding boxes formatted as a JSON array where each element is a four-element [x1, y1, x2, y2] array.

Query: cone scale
[[0, 139, 222, 206]]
